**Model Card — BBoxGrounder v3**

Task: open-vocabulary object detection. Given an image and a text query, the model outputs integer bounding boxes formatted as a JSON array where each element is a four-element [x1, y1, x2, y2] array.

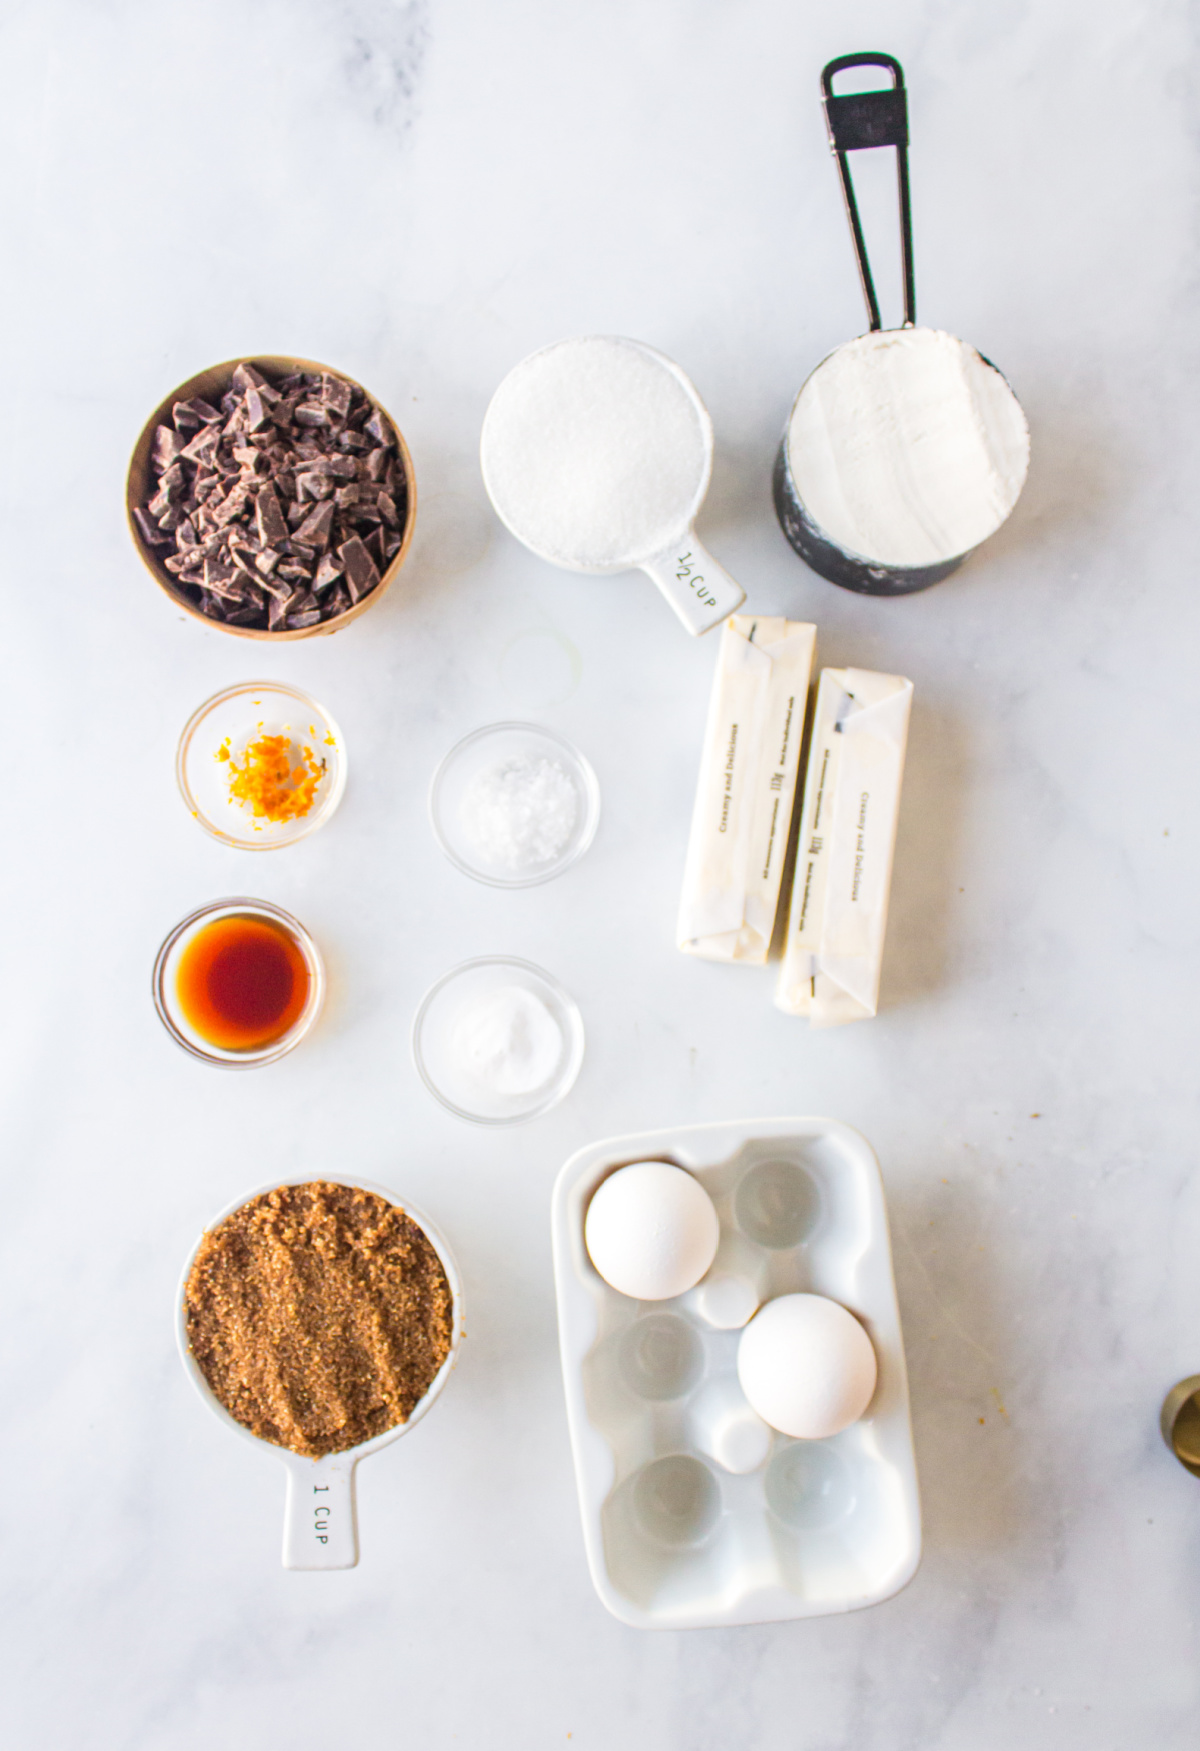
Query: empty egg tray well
[[551, 1117, 921, 1629]]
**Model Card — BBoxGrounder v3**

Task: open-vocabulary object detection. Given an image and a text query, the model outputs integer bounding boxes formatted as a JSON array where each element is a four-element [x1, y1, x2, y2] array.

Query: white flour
[[460, 754, 578, 870], [786, 327, 1029, 567], [480, 336, 710, 569]]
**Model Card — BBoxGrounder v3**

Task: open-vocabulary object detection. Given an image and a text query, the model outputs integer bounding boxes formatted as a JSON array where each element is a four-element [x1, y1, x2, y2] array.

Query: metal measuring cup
[[176, 1175, 464, 1569], [774, 53, 1030, 596]]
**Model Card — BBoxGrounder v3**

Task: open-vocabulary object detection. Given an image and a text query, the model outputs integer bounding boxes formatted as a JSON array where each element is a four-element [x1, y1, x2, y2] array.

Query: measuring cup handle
[[641, 536, 745, 635], [820, 52, 916, 332], [283, 1454, 358, 1569]]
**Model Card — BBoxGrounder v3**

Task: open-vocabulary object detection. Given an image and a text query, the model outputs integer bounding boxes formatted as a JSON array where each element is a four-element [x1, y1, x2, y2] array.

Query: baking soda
[[451, 986, 563, 1095]]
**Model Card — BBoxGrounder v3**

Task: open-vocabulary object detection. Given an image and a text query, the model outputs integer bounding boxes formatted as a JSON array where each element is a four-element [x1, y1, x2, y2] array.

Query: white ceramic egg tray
[[551, 1117, 921, 1629]]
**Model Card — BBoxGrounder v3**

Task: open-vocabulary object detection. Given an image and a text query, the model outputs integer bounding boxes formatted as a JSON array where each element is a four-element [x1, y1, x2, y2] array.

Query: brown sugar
[[184, 1181, 454, 1458]]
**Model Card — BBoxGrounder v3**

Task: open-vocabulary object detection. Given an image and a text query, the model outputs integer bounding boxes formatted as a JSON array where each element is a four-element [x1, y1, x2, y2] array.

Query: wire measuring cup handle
[[820, 52, 916, 332]]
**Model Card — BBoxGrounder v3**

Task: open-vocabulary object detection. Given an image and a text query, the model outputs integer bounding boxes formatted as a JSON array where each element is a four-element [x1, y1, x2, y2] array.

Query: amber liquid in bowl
[[176, 915, 310, 1050]]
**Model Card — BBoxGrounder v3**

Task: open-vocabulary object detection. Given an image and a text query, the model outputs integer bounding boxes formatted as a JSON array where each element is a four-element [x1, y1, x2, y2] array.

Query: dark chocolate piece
[[295, 501, 334, 548], [152, 425, 186, 470], [364, 407, 392, 447], [231, 362, 267, 394], [339, 535, 380, 603], [255, 485, 289, 546], [313, 552, 343, 591], [133, 505, 170, 546], [321, 374, 352, 418]]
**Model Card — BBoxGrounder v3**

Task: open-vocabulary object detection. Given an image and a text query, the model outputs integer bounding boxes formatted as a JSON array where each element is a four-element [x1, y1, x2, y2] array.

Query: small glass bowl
[[177, 681, 347, 850], [412, 957, 585, 1124], [152, 898, 326, 1068], [428, 722, 600, 888]]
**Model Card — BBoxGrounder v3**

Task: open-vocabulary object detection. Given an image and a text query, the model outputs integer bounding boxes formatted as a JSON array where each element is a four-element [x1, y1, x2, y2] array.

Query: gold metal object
[[1161, 1376, 1200, 1477]]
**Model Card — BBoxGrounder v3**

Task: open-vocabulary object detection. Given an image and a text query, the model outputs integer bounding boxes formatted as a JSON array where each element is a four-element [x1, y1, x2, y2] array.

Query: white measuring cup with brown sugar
[[176, 1174, 464, 1570], [481, 335, 746, 635]]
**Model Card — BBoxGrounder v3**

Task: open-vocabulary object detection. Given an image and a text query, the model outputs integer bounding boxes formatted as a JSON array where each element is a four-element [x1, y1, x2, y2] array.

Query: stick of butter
[[776, 667, 913, 1026], [677, 615, 816, 963]]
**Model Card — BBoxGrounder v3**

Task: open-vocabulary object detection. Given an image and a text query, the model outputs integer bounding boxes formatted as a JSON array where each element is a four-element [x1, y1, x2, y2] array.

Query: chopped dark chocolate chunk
[[244, 386, 271, 431], [295, 469, 332, 503], [152, 425, 187, 469], [255, 485, 289, 546], [321, 373, 352, 418], [268, 591, 294, 630], [295, 500, 335, 548], [173, 397, 221, 432], [212, 483, 251, 527], [313, 552, 343, 590], [364, 407, 392, 447], [181, 423, 222, 466], [231, 362, 267, 394], [138, 360, 405, 630], [133, 505, 171, 545], [339, 535, 380, 603]]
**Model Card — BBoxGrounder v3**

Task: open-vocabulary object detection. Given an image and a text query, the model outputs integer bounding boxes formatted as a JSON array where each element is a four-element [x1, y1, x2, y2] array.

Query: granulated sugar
[[461, 754, 579, 870], [480, 336, 710, 568]]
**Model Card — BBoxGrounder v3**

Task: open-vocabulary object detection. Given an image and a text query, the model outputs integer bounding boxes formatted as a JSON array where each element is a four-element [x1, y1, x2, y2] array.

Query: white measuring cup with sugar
[[176, 1174, 464, 1570], [481, 335, 746, 635]]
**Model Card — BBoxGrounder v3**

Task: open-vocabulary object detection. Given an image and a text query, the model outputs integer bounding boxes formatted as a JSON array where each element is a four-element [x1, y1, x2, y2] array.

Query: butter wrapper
[[776, 667, 912, 1026], [677, 615, 816, 963]]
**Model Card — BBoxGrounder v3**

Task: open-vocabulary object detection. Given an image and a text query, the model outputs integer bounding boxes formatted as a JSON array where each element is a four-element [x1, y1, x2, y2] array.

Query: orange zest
[[216, 731, 326, 824]]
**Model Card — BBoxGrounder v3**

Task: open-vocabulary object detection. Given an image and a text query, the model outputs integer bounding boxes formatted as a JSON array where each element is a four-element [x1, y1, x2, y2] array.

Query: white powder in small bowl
[[451, 986, 564, 1096], [460, 755, 579, 871]]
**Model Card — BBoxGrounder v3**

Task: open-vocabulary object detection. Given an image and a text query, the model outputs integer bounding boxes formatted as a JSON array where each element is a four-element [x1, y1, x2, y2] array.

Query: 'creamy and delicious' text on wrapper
[[776, 668, 912, 1026], [677, 616, 816, 963]]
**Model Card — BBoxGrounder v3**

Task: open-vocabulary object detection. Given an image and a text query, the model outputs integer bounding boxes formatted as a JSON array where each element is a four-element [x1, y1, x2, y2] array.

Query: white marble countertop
[[3, 0, 1200, 1743]]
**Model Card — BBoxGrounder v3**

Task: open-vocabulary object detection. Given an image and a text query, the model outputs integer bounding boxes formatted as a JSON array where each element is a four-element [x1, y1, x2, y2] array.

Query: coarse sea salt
[[461, 754, 579, 871]]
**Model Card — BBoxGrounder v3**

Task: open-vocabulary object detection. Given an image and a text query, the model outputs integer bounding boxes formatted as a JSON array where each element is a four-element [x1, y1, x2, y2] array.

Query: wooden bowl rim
[[126, 354, 416, 640]]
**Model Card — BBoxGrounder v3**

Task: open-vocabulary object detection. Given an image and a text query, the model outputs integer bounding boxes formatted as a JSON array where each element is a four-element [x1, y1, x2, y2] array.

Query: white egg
[[585, 1161, 720, 1301], [736, 1294, 877, 1439]]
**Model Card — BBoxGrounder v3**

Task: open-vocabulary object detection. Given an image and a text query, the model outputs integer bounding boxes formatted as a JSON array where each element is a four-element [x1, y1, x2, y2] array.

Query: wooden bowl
[[126, 354, 416, 640]]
